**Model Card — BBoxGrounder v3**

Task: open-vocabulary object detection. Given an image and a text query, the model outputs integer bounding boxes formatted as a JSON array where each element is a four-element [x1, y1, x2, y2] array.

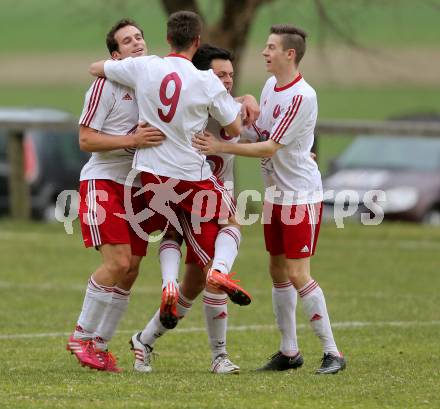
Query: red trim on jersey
[[81, 78, 106, 127], [252, 122, 263, 139], [270, 95, 303, 143], [274, 73, 302, 92], [127, 124, 138, 135], [167, 53, 192, 61]]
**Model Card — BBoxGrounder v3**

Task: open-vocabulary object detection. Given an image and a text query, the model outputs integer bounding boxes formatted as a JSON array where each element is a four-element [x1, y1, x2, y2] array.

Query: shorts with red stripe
[[182, 210, 220, 267], [79, 179, 166, 256], [140, 172, 234, 268], [263, 201, 322, 259]]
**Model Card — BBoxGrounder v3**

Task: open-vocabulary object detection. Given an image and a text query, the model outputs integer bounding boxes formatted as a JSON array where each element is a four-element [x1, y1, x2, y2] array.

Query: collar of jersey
[[167, 53, 192, 62], [274, 73, 303, 92]]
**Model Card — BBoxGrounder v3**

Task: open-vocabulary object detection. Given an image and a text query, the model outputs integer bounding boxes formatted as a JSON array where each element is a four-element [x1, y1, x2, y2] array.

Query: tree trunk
[[160, 0, 273, 90]]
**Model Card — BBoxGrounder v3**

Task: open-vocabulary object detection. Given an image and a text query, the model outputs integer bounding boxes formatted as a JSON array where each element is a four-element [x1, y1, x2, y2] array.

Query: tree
[[161, 0, 274, 88]]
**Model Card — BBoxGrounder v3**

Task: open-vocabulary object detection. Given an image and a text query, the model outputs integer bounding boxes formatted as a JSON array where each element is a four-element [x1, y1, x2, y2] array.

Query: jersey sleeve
[[104, 57, 140, 89], [206, 72, 241, 127], [78, 78, 114, 130], [269, 94, 313, 145]]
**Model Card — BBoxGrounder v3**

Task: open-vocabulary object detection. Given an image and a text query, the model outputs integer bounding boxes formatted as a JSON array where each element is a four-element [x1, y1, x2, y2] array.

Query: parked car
[[322, 135, 440, 225], [0, 108, 89, 220]]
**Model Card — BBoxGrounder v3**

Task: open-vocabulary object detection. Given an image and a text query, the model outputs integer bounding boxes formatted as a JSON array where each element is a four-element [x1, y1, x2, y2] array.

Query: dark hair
[[167, 11, 202, 52], [106, 18, 144, 55], [270, 24, 307, 64], [192, 43, 233, 70]]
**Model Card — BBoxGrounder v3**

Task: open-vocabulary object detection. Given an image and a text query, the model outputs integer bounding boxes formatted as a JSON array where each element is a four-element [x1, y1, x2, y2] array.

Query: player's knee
[[287, 268, 310, 288], [109, 253, 131, 276], [118, 268, 139, 290]]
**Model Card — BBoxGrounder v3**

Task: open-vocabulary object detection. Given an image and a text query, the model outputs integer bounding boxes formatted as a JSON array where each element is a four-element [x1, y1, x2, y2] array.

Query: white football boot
[[211, 354, 240, 374], [129, 332, 153, 373]]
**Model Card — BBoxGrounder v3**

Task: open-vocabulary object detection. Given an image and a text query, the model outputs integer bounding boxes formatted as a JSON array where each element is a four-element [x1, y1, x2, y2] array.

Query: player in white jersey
[[67, 19, 182, 373], [194, 25, 346, 374], [89, 12, 255, 317], [129, 44, 243, 375]]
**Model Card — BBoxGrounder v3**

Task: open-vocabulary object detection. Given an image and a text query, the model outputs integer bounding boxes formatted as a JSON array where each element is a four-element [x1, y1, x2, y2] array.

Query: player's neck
[[274, 68, 300, 89], [169, 48, 195, 61]]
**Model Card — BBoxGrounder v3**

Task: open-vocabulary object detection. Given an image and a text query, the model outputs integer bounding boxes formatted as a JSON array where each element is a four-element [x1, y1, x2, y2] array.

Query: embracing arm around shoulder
[[89, 60, 107, 77]]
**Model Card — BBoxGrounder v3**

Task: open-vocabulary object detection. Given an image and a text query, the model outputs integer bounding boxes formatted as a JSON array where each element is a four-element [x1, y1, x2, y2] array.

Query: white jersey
[[205, 117, 238, 195], [104, 54, 241, 181], [79, 78, 141, 187], [244, 74, 322, 205]]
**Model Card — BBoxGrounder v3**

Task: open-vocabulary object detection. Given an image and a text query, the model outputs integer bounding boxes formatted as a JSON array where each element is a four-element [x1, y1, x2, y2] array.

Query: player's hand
[[240, 94, 260, 126], [192, 131, 221, 155], [133, 122, 166, 148]]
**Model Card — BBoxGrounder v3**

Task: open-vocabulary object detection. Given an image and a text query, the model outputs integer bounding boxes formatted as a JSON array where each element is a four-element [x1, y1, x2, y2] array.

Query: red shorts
[[79, 179, 166, 256], [181, 211, 220, 267], [140, 172, 233, 268], [263, 201, 322, 259]]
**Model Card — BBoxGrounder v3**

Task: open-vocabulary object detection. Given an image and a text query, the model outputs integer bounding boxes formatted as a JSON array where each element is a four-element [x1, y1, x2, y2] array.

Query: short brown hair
[[167, 11, 202, 52], [270, 24, 307, 64], [106, 18, 144, 55]]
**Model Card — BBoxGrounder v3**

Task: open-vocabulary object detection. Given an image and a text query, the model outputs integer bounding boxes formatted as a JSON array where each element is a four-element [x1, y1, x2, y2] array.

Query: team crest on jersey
[[122, 93, 133, 101], [273, 104, 281, 119]]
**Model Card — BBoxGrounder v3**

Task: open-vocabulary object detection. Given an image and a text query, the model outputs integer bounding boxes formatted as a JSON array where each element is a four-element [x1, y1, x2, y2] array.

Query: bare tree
[[161, 0, 274, 87]]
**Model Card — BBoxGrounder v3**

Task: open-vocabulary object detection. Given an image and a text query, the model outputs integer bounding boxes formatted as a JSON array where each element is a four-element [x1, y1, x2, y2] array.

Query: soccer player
[[67, 19, 182, 372], [193, 25, 346, 374], [89, 12, 256, 313], [130, 44, 243, 374]]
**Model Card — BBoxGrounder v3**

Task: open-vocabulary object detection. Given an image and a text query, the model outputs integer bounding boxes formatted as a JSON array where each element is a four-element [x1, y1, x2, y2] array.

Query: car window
[[32, 129, 89, 173], [337, 136, 440, 171]]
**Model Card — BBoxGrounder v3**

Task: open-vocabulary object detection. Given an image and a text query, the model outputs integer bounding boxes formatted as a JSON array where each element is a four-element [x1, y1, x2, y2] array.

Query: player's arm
[[79, 124, 165, 152], [89, 58, 140, 89], [234, 94, 260, 126], [89, 60, 106, 77], [222, 114, 241, 138], [193, 132, 281, 158]]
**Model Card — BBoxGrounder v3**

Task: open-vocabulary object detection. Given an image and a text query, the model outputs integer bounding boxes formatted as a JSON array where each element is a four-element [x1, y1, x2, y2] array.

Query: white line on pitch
[[0, 281, 438, 300], [1, 320, 440, 341]]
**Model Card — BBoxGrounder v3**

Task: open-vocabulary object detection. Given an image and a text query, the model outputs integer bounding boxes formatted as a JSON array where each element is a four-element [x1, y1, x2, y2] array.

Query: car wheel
[[422, 209, 440, 226]]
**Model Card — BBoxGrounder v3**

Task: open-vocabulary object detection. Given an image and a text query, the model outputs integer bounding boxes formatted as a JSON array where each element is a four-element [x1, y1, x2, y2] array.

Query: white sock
[[211, 226, 241, 274], [159, 240, 181, 289], [298, 279, 339, 355], [203, 290, 228, 360], [75, 277, 113, 339], [272, 281, 298, 356], [139, 286, 194, 347], [139, 309, 168, 347], [94, 286, 130, 347], [176, 290, 194, 319]]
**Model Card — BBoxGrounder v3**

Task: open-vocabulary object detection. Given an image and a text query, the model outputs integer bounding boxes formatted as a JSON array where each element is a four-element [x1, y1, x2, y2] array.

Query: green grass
[[0, 220, 439, 408], [1, 0, 439, 55]]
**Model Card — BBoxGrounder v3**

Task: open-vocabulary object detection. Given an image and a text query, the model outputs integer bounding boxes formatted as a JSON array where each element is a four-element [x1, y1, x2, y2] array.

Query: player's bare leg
[[286, 257, 345, 374]]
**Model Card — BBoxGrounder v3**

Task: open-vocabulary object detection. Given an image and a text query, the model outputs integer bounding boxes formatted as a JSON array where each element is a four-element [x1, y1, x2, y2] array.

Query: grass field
[[0, 219, 439, 408], [1, 0, 439, 54]]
